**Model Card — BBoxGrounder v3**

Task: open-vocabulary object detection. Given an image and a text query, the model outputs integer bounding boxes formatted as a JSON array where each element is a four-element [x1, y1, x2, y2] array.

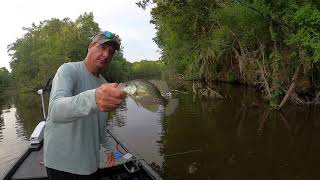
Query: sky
[[0, 0, 160, 71]]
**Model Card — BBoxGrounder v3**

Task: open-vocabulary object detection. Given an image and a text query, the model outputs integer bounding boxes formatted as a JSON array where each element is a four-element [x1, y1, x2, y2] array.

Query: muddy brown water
[[1, 82, 320, 180]]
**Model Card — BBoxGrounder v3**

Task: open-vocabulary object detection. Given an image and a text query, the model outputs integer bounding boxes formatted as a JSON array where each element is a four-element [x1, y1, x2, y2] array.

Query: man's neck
[[83, 59, 99, 77]]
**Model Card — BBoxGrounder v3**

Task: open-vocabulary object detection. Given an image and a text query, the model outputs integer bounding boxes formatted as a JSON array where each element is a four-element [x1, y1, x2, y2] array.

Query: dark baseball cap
[[91, 31, 121, 51]]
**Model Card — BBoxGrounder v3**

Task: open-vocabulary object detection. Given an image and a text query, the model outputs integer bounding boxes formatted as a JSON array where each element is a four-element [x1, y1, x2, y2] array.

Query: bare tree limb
[[256, 58, 271, 100], [277, 63, 303, 109]]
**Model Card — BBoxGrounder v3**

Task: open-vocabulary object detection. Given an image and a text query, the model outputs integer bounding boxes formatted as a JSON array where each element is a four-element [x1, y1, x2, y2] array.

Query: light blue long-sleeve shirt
[[44, 61, 111, 175]]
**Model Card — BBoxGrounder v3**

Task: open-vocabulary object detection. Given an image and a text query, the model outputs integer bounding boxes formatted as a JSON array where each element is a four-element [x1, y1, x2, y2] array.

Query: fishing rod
[[163, 149, 202, 157]]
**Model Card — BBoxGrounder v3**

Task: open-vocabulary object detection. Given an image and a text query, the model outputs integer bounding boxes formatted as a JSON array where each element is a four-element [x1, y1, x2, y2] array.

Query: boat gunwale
[[3, 133, 162, 180], [3, 143, 43, 180]]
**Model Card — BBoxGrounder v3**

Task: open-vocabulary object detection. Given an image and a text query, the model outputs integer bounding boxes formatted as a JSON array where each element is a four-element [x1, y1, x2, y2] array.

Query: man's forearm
[[48, 89, 98, 122]]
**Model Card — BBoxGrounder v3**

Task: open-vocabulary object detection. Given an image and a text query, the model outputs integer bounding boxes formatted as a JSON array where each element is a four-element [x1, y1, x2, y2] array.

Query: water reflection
[[0, 107, 29, 179], [0, 92, 45, 179], [14, 93, 48, 138], [111, 81, 320, 180], [0, 112, 4, 142], [109, 100, 128, 127], [159, 84, 320, 180], [111, 97, 164, 166], [1, 81, 320, 180], [0, 94, 16, 143]]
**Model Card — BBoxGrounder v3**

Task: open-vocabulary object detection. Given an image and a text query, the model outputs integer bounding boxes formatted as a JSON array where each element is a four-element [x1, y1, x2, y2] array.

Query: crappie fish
[[119, 79, 178, 116], [121, 79, 168, 104]]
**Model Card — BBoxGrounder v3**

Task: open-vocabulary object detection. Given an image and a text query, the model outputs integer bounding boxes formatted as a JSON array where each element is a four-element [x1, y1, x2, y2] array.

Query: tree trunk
[[277, 63, 302, 110], [259, 44, 267, 76], [230, 31, 246, 82], [232, 47, 243, 75], [256, 58, 271, 100], [192, 81, 197, 94], [269, 21, 282, 108]]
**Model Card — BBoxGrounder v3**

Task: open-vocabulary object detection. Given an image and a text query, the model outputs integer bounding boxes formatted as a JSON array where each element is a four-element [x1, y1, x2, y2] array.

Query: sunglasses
[[101, 31, 120, 43], [92, 31, 120, 51], [103, 31, 113, 39]]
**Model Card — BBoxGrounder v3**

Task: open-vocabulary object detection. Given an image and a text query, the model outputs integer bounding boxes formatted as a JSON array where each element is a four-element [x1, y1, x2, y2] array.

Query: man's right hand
[[96, 83, 125, 112]]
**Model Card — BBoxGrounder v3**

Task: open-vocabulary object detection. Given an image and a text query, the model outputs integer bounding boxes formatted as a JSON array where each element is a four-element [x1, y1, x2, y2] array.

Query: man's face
[[88, 43, 115, 71]]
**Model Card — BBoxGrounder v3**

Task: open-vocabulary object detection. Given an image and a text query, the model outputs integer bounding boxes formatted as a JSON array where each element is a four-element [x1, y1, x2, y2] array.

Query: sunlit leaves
[[289, 4, 320, 62], [8, 13, 100, 91]]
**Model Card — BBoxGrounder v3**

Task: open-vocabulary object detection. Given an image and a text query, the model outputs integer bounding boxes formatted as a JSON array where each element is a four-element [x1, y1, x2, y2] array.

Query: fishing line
[[164, 148, 202, 157]]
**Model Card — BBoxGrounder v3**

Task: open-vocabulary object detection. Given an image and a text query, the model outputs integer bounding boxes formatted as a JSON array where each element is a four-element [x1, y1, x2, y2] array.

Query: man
[[43, 31, 126, 180]]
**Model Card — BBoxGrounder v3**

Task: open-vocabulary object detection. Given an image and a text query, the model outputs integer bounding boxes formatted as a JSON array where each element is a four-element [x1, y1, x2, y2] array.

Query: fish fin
[[131, 96, 161, 113], [148, 80, 170, 95], [144, 104, 160, 113], [164, 99, 179, 116]]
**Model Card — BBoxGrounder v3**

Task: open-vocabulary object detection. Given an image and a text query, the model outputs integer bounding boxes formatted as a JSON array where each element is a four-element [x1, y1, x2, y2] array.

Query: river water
[[1, 82, 320, 180]]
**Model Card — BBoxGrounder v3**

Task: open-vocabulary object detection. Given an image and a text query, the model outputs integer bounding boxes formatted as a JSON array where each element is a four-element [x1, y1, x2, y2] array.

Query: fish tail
[[164, 99, 179, 116]]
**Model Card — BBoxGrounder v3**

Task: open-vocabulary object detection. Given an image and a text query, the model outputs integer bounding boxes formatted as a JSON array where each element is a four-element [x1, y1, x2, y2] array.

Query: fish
[[119, 79, 179, 116]]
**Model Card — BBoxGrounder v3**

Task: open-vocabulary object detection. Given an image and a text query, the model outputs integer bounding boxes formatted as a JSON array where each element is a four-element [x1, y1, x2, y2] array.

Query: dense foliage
[[8, 13, 133, 91], [137, 0, 320, 107], [131, 60, 162, 79], [8, 12, 162, 91], [0, 67, 11, 93]]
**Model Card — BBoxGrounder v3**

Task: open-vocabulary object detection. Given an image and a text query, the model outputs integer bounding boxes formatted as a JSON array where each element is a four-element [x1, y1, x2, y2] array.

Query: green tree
[[8, 12, 131, 90], [0, 67, 11, 92], [102, 51, 132, 82], [137, 0, 320, 107], [131, 60, 162, 79]]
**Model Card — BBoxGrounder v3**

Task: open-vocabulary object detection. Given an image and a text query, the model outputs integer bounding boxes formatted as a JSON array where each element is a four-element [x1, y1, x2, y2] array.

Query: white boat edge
[[29, 121, 45, 145]]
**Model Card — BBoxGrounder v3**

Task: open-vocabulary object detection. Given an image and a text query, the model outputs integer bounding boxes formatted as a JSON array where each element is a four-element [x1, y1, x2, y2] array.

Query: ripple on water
[[0, 140, 28, 179], [0, 108, 29, 179]]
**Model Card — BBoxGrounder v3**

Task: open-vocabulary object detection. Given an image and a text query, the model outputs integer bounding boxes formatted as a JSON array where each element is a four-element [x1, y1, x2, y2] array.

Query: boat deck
[[12, 148, 46, 180], [5, 132, 161, 180]]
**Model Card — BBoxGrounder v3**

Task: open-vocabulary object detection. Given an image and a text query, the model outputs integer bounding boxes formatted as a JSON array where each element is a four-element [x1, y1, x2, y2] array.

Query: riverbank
[[171, 76, 318, 110]]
